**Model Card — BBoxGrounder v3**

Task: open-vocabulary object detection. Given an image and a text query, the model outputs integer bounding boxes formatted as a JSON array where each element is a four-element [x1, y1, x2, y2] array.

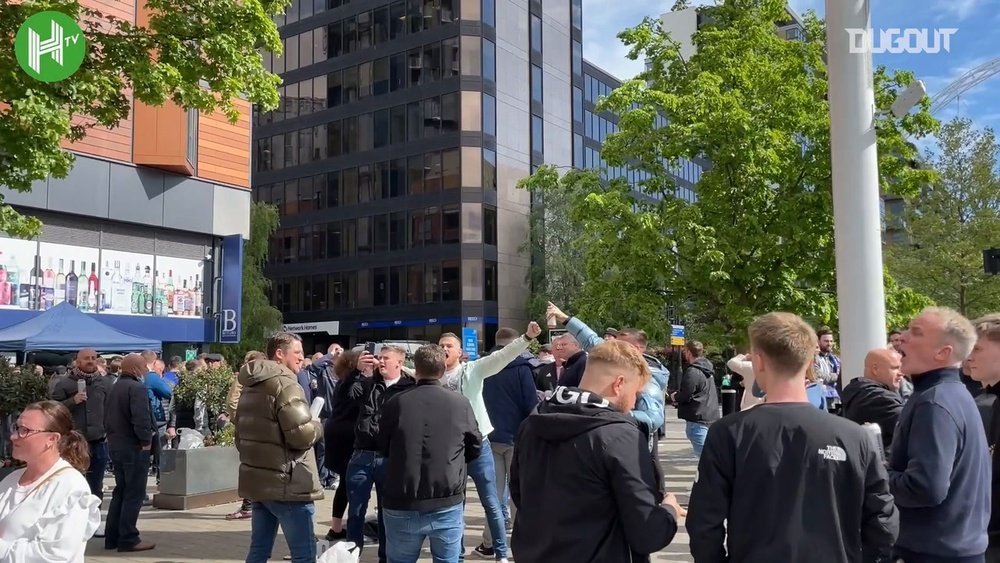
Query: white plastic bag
[[317, 541, 360, 563], [176, 428, 204, 450]]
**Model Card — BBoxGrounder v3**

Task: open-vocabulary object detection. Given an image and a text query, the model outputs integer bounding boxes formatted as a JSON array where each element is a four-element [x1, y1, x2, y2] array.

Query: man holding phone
[[50, 348, 114, 500]]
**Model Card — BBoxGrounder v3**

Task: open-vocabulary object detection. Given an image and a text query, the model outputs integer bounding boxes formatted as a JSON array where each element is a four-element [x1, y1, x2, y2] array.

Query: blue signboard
[[462, 327, 479, 360], [671, 324, 686, 346], [218, 234, 244, 343]]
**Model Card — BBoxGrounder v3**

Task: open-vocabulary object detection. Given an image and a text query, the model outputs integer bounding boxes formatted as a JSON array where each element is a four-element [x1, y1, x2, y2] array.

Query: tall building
[[0, 1, 252, 354], [255, 0, 585, 352]]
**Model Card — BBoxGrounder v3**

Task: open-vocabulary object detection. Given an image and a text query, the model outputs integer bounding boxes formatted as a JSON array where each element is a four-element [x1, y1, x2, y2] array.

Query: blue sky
[[582, 0, 1000, 144]]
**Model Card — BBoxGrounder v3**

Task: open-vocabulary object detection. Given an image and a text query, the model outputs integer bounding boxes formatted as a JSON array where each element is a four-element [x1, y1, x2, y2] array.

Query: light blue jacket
[[565, 318, 668, 433]]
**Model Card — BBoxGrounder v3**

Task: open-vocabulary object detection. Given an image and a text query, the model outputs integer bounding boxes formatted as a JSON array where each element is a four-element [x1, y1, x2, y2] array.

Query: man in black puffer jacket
[[671, 341, 719, 458], [842, 347, 904, 455]]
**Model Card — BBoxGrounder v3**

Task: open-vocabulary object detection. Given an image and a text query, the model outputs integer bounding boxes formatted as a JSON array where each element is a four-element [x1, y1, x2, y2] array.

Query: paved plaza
[[84, 412, 697, 563]]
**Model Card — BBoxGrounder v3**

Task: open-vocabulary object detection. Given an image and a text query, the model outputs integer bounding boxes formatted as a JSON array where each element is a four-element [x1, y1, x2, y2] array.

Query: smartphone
[[365, 342, 377, 356], [77, 379, 87, 394]]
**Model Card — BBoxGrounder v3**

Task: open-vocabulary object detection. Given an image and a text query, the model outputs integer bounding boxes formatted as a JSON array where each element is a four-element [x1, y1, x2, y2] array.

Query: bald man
[[841, 348, 905, 452], [49, 347, 114, 499]]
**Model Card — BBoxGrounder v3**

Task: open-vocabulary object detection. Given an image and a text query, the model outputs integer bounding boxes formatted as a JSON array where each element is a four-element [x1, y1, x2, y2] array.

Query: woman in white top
[[0, 400, 101, 562]]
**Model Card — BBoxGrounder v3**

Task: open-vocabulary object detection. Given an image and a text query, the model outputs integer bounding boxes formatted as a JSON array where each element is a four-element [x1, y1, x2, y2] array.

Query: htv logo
[[27, 20, 81, 74], [15, 11, 87, 82], [846, 28, 958, 54]]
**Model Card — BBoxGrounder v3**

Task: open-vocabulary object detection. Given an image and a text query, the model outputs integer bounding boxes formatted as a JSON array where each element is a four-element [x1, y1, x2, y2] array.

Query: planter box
[[153, 446, 240, 510]]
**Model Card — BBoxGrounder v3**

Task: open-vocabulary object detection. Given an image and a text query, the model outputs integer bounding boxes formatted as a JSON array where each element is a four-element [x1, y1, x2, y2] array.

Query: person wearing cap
[[605, 328, 619, 340]]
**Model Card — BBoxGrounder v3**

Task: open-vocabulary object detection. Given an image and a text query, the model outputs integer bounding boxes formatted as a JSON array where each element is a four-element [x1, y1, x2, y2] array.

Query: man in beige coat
[[235, 333, 323, 563]]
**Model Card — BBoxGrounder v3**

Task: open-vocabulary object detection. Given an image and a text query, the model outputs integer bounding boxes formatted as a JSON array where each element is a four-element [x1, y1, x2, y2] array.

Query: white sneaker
[[500, 559, 510, 563]]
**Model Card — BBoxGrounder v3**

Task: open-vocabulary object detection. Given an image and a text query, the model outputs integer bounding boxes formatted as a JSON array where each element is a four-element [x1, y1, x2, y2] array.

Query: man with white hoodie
[[437, 321, 542, 562]]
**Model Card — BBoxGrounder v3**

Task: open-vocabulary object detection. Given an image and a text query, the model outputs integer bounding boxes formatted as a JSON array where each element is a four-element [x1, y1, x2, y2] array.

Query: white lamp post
[[825, 0, 887, 383]]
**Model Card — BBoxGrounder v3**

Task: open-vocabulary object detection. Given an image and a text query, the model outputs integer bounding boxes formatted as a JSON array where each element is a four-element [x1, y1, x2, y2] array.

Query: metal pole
[[825, 0, 886, 384]]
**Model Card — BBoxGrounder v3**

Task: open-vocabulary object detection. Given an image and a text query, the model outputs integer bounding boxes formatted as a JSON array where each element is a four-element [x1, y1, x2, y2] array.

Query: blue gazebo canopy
[[0, 302, 161, 352]]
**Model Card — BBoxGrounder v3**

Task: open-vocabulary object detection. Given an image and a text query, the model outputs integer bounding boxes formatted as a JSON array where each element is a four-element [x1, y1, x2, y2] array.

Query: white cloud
[[933, 0, 985, 22]]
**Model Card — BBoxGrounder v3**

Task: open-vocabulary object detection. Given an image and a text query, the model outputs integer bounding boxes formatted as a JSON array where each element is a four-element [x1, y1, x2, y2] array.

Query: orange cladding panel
[[61, 0, 135, 163], [197, 99, 251, 189], [131, 99, 193, 175]]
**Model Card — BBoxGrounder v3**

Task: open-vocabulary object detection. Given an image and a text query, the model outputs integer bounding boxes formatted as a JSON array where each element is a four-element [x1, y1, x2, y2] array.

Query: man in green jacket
[[235, 332, 323, 563]]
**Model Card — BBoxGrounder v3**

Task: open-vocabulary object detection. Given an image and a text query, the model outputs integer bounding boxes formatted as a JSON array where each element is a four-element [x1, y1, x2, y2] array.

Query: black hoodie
[[510, 386, 678, 563], [676, 357, 720, 424], [353, 372, 417, 452], [841, 377, 904, 452]]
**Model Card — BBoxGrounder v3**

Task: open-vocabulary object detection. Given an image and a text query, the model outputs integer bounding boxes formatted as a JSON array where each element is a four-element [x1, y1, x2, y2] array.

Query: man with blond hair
[[510, 340, 681, 563], [890, 307, 989, 562], [968, 313, 1000, 561], [688, 312, 897, 563]]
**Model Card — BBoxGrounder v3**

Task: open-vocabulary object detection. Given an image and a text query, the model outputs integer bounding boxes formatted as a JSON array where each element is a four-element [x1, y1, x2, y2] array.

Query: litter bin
[[721, 388, 738, 416]]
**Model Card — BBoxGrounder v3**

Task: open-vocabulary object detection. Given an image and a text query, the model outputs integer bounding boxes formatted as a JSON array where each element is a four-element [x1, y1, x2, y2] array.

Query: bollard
[[721, 388, 737, 416]]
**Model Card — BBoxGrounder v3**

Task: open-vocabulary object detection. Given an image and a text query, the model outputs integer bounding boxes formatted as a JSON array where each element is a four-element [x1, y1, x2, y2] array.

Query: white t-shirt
[[0, 458, 101, 562]]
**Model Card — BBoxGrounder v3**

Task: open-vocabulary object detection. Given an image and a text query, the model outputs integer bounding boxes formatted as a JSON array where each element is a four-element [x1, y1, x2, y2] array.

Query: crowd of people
[[3, 302, 1000, 563]]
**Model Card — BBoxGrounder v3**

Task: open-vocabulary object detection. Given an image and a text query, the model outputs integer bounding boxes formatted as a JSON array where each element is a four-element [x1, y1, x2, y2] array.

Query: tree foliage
[[886, 118, 1000, 318], [213, 202, 283, 365], [520, 0, 936, 344], [0, 0, 285, 236]]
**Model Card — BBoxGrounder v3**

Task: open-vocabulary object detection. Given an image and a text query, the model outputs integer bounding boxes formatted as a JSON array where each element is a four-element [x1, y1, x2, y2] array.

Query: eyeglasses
[[10, 424, 52, 440]]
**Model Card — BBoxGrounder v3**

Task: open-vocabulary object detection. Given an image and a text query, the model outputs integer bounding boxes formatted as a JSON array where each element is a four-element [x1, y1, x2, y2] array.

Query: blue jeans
[[87, 439, 108, 500], [245, 500, 316, 563], [346, 450, 387, 562], [466, 439, 507, 558], [105, 447, 151, 549], [686, 421, 709, 457], [383, 504, 464, 563]]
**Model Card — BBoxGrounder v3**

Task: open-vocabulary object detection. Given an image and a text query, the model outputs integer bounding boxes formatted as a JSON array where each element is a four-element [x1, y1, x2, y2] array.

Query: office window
[[286, 0, 300, 23], [374, 6, 390, 43], [574, 133, 583, 168], [358, 61, 372, 99], [442, 205, 460, 243], [484, 260, 498, 301], [356, 267, 371, 306], [358, 11, 373, 49], [359, 164, 375, 203], [482, 39, 495, 82], [328, 70, 342, 106], [461, 203, 482, 243], [343, 65, 358, 102], [408, 155, 424, 194], [343, 167, 359, 206], [408, 0, 422, 33], [408, 48, 423, 86], [373, 268, 388, 306], [357, 216, 372, 255], [390, 1, 406, 38], [531, 115, 543, 153], [442, 37, 459, 79], [483, 148, 496, 190], [482, 93, 496, 136], [531, 64, 543, 105], [460, 0, 479, 20], [461, 35, 481, 76], [461, 90, 481, 131], [426, 206, 442, 245], [373, 214, 389, 252], [390, 158, 407, 197], [442, 92, 459, 132], [283, 132, 298, 167], [343, 16, 358, 53], [373, 57, 389, 95], [389, 266, 405, 305], [284, 82, 299, 120], [297, 127, 313, 165], [343, 116, 358, 153], [530, 14, 542, 53], [441, 260, 460, 301], [358, 112, 373, 151], [407, 101, 422, 141], [390, 105, 406, 144], [424, 263, 440, 303], [389, 53, 406, 91], [285, 33, 299, 72], [424, 42, 442, 83], [409, 209, 426, 247], [484, 206, 497, 245], [424, 151, 442, 192], [482, 0, 494, 28], [314, 74, 327, 110], [374, 161, 389, 199], [442, 149, 460, 189], [573, 86, 583, 122], [406, 265, 424, 304], [327, 120, 342, 157], [326, 172, 341, 207], [299, 32, 314, 68], [572, 40, 582, 76], [389, 212, 407, 251], [571, 0, 582, 31], [424, 96, 441, 137], [441, 0, 455, 21]]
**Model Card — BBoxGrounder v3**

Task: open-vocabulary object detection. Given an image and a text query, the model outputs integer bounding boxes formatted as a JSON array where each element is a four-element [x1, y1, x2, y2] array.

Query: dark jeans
[[346, 450, 386, 562], [314, 428, 332, 485], [87, 439, 109, 500], [106, 447, 151, 549]]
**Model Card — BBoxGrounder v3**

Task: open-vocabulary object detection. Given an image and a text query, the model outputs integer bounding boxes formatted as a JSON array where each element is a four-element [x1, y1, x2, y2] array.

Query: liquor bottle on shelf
[[185, 277, 196, 316], [28, 256, 41, 310], [102, 261, 112, 310], [165, 270, 175, 315], [54, 259, 66, 305], [43, 258, 54, 290], [143, 266, 153, 314], [0, 254, 9, 306], [7, 255, 19, 308], [174, 279, 187, 316], [112, 261, 127, 313], [66, 261, 78, 307], [194, 274, 202, 316]]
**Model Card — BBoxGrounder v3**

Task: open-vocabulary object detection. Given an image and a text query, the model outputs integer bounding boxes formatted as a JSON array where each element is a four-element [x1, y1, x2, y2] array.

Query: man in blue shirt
[[140, 350, 172, 483], [891, 307, 989, 563]]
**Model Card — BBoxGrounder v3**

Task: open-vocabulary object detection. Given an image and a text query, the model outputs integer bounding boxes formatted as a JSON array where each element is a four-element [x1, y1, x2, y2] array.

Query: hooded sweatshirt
[[510, 386, 678, 563], [234, 359, 323, 502], [482, 350, 540, 445], [676, 357, 721, 424]]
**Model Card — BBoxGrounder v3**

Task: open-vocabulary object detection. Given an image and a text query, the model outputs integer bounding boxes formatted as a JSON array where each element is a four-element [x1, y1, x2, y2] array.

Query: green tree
[[212, 202, 283, 365], [886, 118, 1000, 318], [0, 0, 285, 236], [521, 0, 936, 343]]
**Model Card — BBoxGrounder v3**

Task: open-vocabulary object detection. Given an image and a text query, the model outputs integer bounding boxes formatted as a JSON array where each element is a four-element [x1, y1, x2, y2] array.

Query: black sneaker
[[473, 544, 495, 558], [324, 529, 347, 542]]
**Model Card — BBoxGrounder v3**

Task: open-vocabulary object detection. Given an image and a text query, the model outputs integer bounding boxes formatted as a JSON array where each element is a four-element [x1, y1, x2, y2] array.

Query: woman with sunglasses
[[0, 400, 101, 562]]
